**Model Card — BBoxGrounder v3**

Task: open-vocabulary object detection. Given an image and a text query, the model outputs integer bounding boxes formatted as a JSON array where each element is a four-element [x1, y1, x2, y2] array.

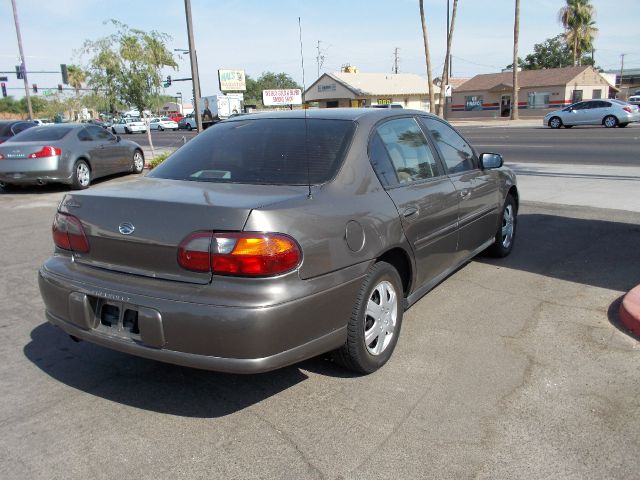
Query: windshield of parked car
[[149, 118, 355, 185], [10, 126, 73, 142]]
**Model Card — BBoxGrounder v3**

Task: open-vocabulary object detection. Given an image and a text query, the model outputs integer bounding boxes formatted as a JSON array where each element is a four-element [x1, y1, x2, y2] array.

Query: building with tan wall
[[450, 66, 617, 118], [304, 71, 440, 111]]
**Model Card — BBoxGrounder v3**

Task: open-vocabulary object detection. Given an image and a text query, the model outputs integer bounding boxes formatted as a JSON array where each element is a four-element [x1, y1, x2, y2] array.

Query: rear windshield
[[149, 118, 355, 185], [11, 126, 73, 142], [0, 123, 13, 136]]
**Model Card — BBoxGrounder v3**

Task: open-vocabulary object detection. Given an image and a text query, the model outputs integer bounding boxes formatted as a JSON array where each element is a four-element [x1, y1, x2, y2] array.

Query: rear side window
[[11, 125, 72, 142], [373, 118, 440, 184], [149, 118, 355, 185]]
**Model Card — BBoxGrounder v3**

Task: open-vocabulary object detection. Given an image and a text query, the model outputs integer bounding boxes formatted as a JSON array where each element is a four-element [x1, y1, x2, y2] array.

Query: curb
[[619, 284, 640, 338]]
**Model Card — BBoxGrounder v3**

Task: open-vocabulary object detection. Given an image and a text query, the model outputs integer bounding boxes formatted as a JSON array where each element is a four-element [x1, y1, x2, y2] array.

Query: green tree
[[506, 35, 595, 70], [81, 20, 177, 115], [558, 0, 598, 66], [242, 72, 302, 107]]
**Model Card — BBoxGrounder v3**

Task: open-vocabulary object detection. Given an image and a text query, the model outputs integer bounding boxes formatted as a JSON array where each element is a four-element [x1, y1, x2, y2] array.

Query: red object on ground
[[619, 284, 640, 338]]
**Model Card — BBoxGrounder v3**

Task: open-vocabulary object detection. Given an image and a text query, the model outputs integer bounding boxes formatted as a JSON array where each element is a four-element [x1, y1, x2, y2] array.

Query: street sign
[[0, 76, 7, 82], [262, 89, 302, 106], [445, 84, 453, 98]]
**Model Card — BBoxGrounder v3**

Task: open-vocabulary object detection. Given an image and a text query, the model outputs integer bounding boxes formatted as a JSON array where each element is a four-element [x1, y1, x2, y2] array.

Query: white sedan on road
[[149, 117, 179, 131], [111, 118, 147, 134]]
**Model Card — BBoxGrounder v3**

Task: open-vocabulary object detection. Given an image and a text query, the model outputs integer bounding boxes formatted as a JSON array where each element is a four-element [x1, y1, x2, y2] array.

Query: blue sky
[[1, 0, 638, 101]]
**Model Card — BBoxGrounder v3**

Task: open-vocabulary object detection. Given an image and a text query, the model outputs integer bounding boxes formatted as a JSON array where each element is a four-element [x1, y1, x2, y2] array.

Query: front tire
[[71, 160, 91, 190], [603, 115, 618, 128], [332, 261, 404, 374], [548, 117, 562, 129], [131, 150, 144, 174], [487, 194, 517, 257], [159, 126, 164, 131]]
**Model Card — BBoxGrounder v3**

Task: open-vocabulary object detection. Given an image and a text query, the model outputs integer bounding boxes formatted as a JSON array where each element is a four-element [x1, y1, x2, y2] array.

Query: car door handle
[[460, 189, 471, 200], [403, 207, 419, 219]]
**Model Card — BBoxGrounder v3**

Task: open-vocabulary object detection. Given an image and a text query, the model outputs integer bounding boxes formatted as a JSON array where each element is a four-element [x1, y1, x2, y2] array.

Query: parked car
[[169, 113, 184, 123], [0, 120, 37, 144], [627, 95, 640, 107], [149, 117, 179, 131], [544, 99, 640, 128], [33, 118, 54, 126], [38, 109, 518, 374], [177, 114, 197, 131], [0, 124, 144, 189], [111, 118, 147, 134]]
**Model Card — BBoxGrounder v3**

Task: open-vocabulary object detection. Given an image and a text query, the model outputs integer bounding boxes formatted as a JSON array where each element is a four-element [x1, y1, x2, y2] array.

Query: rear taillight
[[623, 106, 633, 113], [178, 231, 301, 277], [29, 146, 61, 158], [52, 212, 90, 253]]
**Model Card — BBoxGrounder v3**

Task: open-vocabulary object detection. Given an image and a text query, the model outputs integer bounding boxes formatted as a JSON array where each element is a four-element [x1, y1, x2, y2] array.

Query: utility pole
[[10, 0, 33, 120], [511, 0, 520, 120], [184, 0, 202, 132], [316, 41, 327, 79], [446, 0, 451, 78], [393, 48, 400, 74], [619, 53, 626, 96]]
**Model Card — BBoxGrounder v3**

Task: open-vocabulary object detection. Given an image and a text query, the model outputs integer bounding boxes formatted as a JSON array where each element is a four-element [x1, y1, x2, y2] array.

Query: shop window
[[592, 89, 602, 99], [527, 92, 551, 109], [464, 95, 483, 111]]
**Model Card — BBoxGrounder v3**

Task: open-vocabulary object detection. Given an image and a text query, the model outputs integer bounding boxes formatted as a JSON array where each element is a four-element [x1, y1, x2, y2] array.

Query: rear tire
[[332, 261, 404, 374], [131, 150, 144, 174], [186, 124, 193, 131], [71, 160, 91, 190], [549, 116, 562, 129], [487, 194, 517, 257], [603, 115, 618, 128], [159, 126, 164, 131]]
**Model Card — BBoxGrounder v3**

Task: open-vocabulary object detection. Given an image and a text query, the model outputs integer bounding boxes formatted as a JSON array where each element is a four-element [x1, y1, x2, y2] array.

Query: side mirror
[[479, 152, 503, 169]]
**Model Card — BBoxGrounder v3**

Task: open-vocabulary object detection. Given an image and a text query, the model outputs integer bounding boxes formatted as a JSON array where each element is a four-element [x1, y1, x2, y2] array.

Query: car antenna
[[298, 17, 312, 200]]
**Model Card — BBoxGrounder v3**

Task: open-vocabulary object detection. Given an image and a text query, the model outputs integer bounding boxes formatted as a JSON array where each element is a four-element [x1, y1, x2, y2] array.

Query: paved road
[[1, 185, 640, 478], [458, 124, 640, 166], [1, 124, 640, 479], [128, 129, 197, 149]]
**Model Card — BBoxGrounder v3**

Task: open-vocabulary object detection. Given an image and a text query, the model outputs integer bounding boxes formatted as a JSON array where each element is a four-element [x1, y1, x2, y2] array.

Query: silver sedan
[[0, 124, 144, 189], [544, 99, 640, 129]]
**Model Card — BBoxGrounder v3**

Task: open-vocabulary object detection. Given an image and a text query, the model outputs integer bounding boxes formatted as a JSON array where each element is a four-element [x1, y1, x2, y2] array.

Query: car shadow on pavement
[[0, 172, 141, 195], [477, 209, 640, 338], [23, 322, 350, 418], [478, 211, 640, 293]]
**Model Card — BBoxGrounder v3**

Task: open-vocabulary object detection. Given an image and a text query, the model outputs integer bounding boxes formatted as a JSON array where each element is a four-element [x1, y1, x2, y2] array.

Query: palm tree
[[66, 65, 86, 95], [511, 0, 520, 120], [559, 0, 598, 66], [436, 0, 458, 117], [419, 0, 435, 114]]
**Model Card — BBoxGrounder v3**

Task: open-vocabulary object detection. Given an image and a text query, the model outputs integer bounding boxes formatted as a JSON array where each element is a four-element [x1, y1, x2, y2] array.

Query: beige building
[[304, 70, 440, 111], [451, 66, 617, 118]]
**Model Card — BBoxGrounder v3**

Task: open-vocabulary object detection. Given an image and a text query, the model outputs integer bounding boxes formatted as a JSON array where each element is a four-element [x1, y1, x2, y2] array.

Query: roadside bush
[[148, 151, 172, 169]]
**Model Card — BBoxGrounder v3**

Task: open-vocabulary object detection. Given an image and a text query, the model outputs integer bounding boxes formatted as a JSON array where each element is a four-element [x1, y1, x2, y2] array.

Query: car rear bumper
[[0, 157, 71, 184], [38, 258, 369, 373], [127, 125, 147, 132]]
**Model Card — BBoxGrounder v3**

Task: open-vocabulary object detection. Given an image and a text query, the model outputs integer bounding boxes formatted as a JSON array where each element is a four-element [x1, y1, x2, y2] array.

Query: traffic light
[[1, 83, 6, 98], [58, 84, 63, 92], [165, 75, 172, 87], [61, 64, 68, 84], [15, 65, 22, 80], [32, 84, 37, 93]]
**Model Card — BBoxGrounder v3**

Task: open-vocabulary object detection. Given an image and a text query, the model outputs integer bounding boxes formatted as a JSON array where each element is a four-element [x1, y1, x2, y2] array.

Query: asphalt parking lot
[[1, 126, 639, 479]]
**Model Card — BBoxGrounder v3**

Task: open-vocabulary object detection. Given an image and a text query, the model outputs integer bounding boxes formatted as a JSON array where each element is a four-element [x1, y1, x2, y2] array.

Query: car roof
[[223, 108, 438, 122]]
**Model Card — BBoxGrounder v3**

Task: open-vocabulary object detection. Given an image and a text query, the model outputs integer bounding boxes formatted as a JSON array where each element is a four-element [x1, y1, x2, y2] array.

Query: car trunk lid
[[59, 177, 309, 284]]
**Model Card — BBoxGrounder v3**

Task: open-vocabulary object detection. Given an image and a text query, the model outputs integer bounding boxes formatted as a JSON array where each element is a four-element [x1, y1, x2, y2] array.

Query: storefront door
[[500, 95, 511, 117]]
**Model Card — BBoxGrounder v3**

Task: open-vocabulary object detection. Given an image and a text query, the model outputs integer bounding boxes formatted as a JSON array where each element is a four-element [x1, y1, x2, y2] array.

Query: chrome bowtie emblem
[[118, 222, 135, 235]]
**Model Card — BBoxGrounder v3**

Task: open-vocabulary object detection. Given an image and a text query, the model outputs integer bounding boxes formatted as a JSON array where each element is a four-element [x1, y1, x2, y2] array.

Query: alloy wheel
[[76, 163, 90, 187], [502, 204, 515, 249]]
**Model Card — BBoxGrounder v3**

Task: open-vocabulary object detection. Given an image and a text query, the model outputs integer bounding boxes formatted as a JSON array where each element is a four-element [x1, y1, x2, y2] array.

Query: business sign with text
[[262, 89, 302, 106], [218, 69, 246, 91]]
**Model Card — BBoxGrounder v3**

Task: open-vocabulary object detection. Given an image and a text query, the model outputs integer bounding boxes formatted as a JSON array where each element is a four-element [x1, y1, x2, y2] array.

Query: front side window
[[374, 118, 440, 184], [421, 118, 476, 174], [149, 118, 355, 185]]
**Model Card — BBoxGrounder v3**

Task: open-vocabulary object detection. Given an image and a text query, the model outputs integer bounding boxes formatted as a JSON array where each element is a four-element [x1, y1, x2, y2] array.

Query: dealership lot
[[1, 125, 639, 479]]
